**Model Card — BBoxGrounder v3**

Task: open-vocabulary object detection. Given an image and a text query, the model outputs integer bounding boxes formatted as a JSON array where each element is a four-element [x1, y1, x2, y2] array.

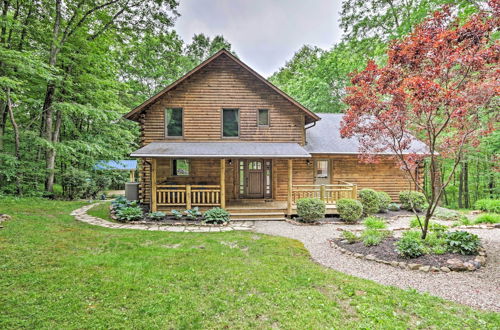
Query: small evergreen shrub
[[363, 216, 387, 229], [444, 231, 480, 255], [203, 207, 230, 224], [341, 231, 360, 244], [474, 199, 500, 213], [116, 206, 143, 221], [336, 198, 363, 223], [296, 198, 326, 222], [359, 189, 380, 215], [399, 191, 426, 211], [388, 203, 400, 211], [396, 235, 424, 258], [474, 213, 500, 224], [377, 191, 392, 213], [148, 211, 166, 221]]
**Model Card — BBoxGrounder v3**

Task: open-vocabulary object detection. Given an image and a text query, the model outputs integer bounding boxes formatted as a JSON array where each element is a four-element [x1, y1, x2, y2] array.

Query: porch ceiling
[[130, 141, 311, 158]]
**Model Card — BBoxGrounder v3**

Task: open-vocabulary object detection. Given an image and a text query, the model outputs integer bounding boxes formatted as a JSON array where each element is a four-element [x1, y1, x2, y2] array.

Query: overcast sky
[[175, 0, 343, 77]]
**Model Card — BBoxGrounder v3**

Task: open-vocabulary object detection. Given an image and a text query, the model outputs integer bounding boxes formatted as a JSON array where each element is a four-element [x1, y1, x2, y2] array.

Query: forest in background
[[0, 0, 497, 208]]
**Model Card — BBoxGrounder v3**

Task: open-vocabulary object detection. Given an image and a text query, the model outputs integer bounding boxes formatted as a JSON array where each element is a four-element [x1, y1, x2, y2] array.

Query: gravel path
[[253, 220, 500, 312]]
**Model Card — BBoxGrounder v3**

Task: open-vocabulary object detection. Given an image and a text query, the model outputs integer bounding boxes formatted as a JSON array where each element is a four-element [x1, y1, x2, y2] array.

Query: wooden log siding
[[139, 54, 306, 146]]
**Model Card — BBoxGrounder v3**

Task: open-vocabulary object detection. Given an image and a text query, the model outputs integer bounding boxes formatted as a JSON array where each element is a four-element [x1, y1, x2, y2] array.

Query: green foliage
[[296, 198, 326, 222], [409, 218, 448, 235], [433, 207, 467, 221], [116, 206, 143, 222], [171, 210, 183, 220], [361, 229, 388, 247], [399, 191, 426, 211], [474, 199, 500, 213], [377, 191, 391, 213], [341, 231, 360, 244], [396, 236, 425, 258], [474, 213, 500, 224], [336, 198, 363, 223], [203, 207, 230, 224], [388, 203, 400, 211], [184, 207, 202, 220], [363, 216, 387, 229], [148, 211, 166, 221], [444, 231, 480, 255], [61, 168, 90, 200], [359, 189, 380, 215]]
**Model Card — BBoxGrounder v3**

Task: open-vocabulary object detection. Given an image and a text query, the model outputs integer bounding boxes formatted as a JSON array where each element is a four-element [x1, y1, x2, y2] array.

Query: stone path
[[71, 203, 254, 232]]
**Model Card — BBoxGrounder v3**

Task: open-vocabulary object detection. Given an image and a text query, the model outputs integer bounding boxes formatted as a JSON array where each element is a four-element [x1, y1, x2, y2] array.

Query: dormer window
[[165, 108, 183, 137]]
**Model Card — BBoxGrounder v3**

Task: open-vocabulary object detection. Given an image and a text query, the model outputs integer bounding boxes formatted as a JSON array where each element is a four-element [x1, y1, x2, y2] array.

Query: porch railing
[[292, 181, 357, 204], [156, 184, 221, 209]]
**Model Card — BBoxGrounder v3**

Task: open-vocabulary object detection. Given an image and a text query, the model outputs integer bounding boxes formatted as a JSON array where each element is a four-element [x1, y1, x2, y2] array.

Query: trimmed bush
[[396, 234, 424, 258], [444, 231, 480, 255], [377, 191, 392, 213], [148, 211, 166, 221], [203, 207, 230, 224], [296, 198, 326, 222], [341, 231, 360, 244], [474, 199, 500, 213], [388, 203, 400, 211], [399, 191, 426, 211], [363, 216, 387, 229], [116, 206, 143, 221], [337, 198, 363, 223], [474, 213, 500, 224], [359, 189, 380, 215]]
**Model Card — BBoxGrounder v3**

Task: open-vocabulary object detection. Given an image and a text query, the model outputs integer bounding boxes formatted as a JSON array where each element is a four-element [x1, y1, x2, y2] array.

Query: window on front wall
[[315, 160, 329, 178], [222, 108, 239, 137], [172, 159, 190, 176], [165, 108, 183, 137], [258, 109, 269, 126]]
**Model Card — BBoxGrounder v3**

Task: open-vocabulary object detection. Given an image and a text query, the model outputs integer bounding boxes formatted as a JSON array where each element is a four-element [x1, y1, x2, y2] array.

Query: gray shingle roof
[[305, 113, 428, 154], [130, 142, 311, 158]]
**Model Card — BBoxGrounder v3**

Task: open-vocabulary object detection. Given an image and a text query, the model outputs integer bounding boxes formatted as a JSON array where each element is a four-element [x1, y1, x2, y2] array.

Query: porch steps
[[227, 208, 287, 221]]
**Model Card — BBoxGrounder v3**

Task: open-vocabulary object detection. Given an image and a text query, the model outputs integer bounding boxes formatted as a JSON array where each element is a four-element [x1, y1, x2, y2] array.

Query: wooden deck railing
[[156, 184, 221, 209], [292, 181, 357, 204]]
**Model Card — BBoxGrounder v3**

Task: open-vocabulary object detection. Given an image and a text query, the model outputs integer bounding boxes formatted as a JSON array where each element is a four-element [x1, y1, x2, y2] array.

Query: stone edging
[[71, 203, 252, 232], [328, 239, 487, 273]]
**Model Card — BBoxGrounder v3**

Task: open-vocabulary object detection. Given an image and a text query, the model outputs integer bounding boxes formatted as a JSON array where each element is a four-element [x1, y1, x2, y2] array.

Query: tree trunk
[[6, 88, 22, 194], [464, 160, 469, 208], [0, 102, 6, 152], [45, 110, 62, 192], [458, 162, 464, 208]]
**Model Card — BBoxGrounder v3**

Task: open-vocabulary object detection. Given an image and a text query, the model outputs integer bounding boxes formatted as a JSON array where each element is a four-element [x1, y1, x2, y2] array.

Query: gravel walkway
[[253, 220, 500, 312]]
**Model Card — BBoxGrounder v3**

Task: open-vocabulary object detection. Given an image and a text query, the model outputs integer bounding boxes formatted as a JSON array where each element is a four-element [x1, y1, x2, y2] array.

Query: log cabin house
[[124, 49, 425, 220]]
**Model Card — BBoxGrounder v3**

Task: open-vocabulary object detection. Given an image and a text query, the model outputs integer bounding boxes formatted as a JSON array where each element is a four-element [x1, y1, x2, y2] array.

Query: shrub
[[61, 168, 90, 200], [399, 191, 426, 211], [116, 206, 143, 222], [336, 198, 363, 223], [444, 231, 480, 255], [184, 207, 202, 220], [396, 235, 424, 258], [474, 199, 500, 213], [474, 213, 500, 224], [363, 216, 387, 229], [341, 231, 360, 244], [111, 196, 129, 211], [388, 203, 400, 211], [361, 229, 387, 246], [377, 191, 392, 213], [433, 207, 467, 221], [359, 189, 380, 215], [148, 211, 166, 221], [204, 207, 230, 224], [424, 233, 447, 255], [171, 209, 183, 220], [296, 198, 326, 222]]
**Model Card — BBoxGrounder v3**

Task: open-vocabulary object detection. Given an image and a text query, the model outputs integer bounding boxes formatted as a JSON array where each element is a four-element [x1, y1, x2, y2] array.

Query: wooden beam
[[220, 158, 226, 209], [186, 184, 192, 209], [287, 159, 293, 216], [151, 158, 157, 212], [130, 170, 135, 183]]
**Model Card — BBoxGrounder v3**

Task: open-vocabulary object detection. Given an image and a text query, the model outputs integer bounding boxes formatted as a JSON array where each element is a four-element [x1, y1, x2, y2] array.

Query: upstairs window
[[222, 108, 239, 137], [172, 159, 190, 176], [165, 108, 183, 137], [258, 109, 269, 126]]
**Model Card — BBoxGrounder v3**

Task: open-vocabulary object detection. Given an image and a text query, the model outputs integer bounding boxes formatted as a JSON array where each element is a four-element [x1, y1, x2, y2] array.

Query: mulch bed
[[336, 237, 477, 268]]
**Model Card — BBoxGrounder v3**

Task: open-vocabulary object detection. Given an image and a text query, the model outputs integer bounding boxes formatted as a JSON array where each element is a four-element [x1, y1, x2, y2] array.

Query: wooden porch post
[[129, 170, 135, 183], [186, 185, 192, 209], [151, 158, 157, 212], [220, 158, 226, 209], [352, 184, 357, 199], [287, 159, 293, 215]]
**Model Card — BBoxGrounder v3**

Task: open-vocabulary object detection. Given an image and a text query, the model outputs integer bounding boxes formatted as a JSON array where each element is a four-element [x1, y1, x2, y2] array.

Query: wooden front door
[[238, 159, 272, 199]]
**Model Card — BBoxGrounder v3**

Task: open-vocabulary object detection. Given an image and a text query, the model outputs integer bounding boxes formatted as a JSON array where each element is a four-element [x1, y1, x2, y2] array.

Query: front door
[[314, 159, 330, 185], [238, 159, 272, 199]]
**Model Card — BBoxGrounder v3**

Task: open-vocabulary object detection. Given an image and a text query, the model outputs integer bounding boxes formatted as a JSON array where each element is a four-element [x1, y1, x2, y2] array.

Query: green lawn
[[0, 199, 498, 328]]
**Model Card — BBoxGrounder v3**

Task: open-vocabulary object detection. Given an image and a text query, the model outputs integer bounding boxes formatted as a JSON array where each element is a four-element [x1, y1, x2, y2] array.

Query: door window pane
[[165, 108, 183, 137], [315, 160, 329, 178], [223, 109, 239, 137], [258, 109, 269, 126], [173, 159, 190, 176]]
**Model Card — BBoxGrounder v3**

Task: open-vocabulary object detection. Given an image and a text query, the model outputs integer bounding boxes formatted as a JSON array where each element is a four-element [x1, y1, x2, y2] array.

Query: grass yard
[[1, 199, 499, 328]]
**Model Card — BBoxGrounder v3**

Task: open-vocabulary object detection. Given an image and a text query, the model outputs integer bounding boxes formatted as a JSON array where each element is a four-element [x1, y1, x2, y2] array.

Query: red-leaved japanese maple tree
[[341, 2, 499, 238]]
